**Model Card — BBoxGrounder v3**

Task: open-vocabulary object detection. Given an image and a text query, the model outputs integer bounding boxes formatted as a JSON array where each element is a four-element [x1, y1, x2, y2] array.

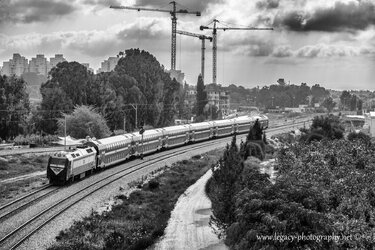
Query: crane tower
[[200, 19, 273, 84], [110, 1, 201, 71], [176, 30, 212, 82]]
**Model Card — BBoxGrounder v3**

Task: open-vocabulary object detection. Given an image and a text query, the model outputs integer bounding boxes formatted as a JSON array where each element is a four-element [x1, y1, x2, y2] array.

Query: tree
[[210, 136, 244, 234], [309, 115, 344, 140], [321, 96, 336, 113], [38, 62, 93, 134], [57, 105, 110, 139], [196, 74, 207, 117], [340, 90, 351, 110], [115, 49, 181, 127], [0, 75, 30, 139]]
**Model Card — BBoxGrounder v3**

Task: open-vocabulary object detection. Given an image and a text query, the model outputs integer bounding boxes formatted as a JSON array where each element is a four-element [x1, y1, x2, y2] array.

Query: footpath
[[154, 170, 228, 250]]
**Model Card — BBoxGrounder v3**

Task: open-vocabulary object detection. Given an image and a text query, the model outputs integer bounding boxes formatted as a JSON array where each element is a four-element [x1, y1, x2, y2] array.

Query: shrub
[[241, 141, 264, 161], [104, 231, 125, 250], [306, 132, 325, 143], [347, 131, 371, 144], [148, 180, 160, 190]]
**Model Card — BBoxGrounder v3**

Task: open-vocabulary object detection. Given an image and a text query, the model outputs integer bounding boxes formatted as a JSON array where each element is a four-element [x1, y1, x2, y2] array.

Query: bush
[[347, 131, 371, 144], [13, 134, 59, 146], [306, 132, 325, 143], [148, 180, 160, 190], [241, 141, 264, 161]]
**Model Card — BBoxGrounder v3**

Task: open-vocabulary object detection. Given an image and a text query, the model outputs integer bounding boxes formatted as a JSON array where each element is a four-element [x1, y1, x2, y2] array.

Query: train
[[47, 114, 269, 185]]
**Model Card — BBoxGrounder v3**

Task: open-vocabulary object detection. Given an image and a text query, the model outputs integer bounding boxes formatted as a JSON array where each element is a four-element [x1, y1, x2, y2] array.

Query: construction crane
[[110, 1, 201, 71], [176, 30, 212, 82], [200, 19, 273, 84]]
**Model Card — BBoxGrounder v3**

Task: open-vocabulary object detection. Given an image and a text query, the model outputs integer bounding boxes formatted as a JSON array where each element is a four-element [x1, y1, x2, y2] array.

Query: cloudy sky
[[0, 0, 374, 90]]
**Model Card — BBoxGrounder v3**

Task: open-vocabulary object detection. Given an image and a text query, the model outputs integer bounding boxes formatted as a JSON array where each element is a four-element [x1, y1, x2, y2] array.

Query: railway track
[[0, 185, 59, 222], [0, 120, 309, 249], [0, 137, 240, 249]]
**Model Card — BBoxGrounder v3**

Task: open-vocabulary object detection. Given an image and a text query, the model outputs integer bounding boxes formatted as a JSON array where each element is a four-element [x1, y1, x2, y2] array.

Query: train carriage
[[212, 119, 235, 137], [255, 114, 269, 129], [189, 122, 212, 141], [130, 129, 164, 155], [86, 134, 133, 169], [47, 114, 269, 185], [234, 116, 256, 133], [162, 125, 190, 148], [47, 147, 96, 185]]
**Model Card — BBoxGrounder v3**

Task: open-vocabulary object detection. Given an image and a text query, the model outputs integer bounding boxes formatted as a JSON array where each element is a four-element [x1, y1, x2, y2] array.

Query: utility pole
[[123, 114, 126, 133], [110, 2, 201, 70], [129, 104, 138, 130], [200, 19, 273, 84], [64, 115, 66, 151]]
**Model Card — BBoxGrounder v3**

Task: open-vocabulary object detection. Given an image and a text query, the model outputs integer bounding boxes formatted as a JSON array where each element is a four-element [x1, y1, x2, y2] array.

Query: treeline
[[223, 82, 330, 109], [208, 116, 375, 249], [0, 75, 30, 140], [0, 49, 182, 140]]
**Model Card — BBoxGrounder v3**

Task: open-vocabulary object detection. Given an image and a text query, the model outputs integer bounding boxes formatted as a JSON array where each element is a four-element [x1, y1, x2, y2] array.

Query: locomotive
[[47, 114, 268, 185]]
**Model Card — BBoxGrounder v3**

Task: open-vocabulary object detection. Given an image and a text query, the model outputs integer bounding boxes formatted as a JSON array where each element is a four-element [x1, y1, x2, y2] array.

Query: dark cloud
[[0, 0, 75, 24], [256, 0, 280, 10], [134, 0, 224, 12], [83, 0, 122, 8], [116, 20, 169, 41], [275, 1, 375, 32]]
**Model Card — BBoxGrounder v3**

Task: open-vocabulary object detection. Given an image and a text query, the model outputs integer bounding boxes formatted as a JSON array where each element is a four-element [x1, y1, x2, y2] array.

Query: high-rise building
[[49, 54, 66, 72], [97, 57, 119, 73], [1, 54, 68, 77], [82, 63, 94, 73], [29, 54, 48, 76], [1, 53, 28, 76]]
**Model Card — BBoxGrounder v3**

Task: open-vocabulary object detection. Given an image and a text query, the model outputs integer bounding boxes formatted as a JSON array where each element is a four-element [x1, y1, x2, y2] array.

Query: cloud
[[296, 44, 362, 58], [272, 45, 293, 57], [256, 0, 280, 10], [82, 0, 121, 7], [134, 0, 224, 13], [116, 18, 169, 41], [0, 17, 171, 61], [0, 0, 75, 24], [275, 0, 375, 32]]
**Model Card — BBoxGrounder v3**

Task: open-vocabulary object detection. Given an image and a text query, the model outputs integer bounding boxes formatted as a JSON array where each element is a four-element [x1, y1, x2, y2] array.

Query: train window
[[75, 153, 80, 157], [71, 154, 76, 158], [86, 149, 93, 153]]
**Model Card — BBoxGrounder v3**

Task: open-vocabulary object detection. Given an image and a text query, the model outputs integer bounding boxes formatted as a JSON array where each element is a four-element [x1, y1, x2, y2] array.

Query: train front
[[47, 151, 70, 185]]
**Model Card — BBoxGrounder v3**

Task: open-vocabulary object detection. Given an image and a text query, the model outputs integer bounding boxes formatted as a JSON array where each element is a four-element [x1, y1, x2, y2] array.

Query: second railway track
[[0, 120, 309, 249], [0, 138, 236, 249]]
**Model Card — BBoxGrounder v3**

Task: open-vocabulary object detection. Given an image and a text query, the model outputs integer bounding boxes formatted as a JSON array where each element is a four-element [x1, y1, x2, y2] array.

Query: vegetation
[[340, 90, 363, 111], [0, 75, 30, 140], [13, 134, 59, 146], [208, 115, 375, 249], [57, 105, 111, 139], [195, 74, 208, 117], [301, 115, 345, 142], [35, 49, 181, 137], [48, 150, 222, 250], [321, 96, 336, 113]]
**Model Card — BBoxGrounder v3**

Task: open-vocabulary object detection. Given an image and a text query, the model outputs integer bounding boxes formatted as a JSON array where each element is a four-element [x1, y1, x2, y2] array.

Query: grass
[[0, 154, 49, 180], [0, 176, 49, 203], [48, 149, 224, 250]]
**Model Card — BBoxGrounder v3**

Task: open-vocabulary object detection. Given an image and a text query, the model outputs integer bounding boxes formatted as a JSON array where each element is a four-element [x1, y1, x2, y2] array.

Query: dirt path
[[0, 170, 46, 184], [154, 170, 228, 250]]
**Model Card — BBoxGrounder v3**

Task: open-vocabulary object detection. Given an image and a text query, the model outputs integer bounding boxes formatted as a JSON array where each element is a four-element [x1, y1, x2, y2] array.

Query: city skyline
[[0, 0, 374, 90]]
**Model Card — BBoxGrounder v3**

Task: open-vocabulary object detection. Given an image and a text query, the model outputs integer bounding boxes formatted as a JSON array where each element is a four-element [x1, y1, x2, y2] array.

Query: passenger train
[[47, 114, 269, 185]]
